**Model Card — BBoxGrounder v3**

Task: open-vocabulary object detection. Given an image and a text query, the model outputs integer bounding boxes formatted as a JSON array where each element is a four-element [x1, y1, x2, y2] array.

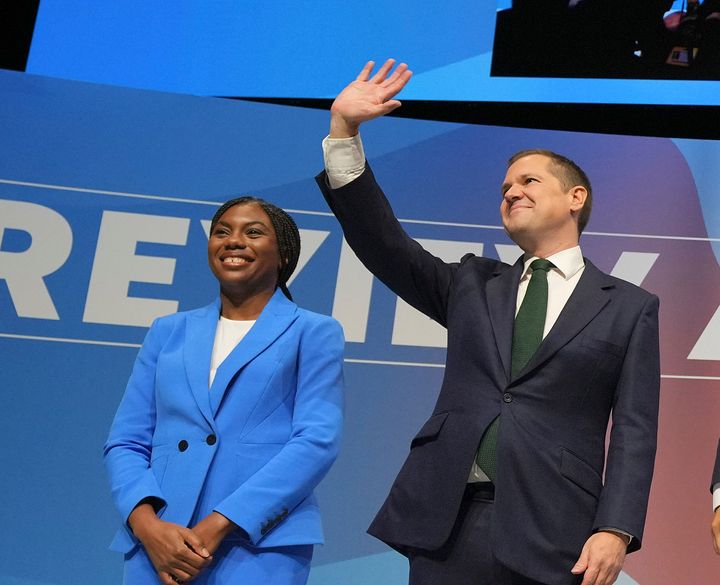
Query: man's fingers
[[712, 513, 720, 554], [355, 61, 375, 82], [605, 567, 622, 585], [577, 555, 621, 585], [571, 546, 589, 574], [380, 63, 407, 87], [595, 565, 620, 585], [579, 566, 599, 585], [383, 68, 412, 98], [369, 58, 396, 83], [379, 100, 402, 115], [380, 62, 408, 87]]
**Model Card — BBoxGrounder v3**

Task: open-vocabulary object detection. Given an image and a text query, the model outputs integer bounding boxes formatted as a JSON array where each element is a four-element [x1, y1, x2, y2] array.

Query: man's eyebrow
[[501, 173, 541, 195]]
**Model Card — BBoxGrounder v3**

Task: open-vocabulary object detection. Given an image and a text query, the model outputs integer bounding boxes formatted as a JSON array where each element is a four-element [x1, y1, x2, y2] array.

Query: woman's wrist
[[208, 511, 237, 539], [128, 501, 160, 539]]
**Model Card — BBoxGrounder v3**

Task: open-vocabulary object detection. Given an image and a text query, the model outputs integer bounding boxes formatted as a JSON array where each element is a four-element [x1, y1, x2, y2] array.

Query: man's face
[[500, 154, 579, 248]]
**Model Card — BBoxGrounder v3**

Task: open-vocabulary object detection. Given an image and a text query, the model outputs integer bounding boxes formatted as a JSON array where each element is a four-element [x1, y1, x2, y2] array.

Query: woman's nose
[[225, 232, 246, 248]]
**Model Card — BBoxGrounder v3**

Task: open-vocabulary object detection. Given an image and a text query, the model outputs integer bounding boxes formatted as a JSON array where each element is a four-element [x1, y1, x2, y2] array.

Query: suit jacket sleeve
[[104, 318, 169, 524], [213, 316, 345, 544], [317, 164, 459, 327], [711, 439, 720, 491], [593, 293, 660, 551]]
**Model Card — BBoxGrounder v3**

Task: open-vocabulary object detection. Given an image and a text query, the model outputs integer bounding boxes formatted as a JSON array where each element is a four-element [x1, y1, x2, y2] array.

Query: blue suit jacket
[[317, 166, 660, 585], [104, 289, 344, 554]]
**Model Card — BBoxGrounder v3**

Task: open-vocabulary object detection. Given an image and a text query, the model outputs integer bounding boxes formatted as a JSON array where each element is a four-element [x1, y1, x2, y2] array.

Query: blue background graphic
[[1, 68, 719, 584]]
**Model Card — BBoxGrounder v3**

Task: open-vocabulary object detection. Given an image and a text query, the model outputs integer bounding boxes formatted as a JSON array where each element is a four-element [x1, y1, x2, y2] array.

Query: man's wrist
[[600, 529, 632, 546], [329, 113, 359, 139]]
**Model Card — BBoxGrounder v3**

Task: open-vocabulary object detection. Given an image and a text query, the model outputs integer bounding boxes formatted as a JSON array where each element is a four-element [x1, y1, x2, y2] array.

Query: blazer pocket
[[580, 337, 624, 358], [410, 412, 449, 448], [560, 449, 602, 499]]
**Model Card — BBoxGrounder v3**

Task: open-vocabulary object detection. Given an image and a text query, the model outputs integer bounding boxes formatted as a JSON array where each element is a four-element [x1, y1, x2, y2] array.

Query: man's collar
[[522, 246, 584, 280]]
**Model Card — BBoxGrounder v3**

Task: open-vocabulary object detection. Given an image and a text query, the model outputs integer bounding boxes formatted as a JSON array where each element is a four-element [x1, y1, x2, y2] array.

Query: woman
[[104, 197, 344, 585]]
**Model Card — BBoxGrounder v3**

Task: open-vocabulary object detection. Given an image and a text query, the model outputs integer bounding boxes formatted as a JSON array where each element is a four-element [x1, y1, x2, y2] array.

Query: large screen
[[25, 0, 720, 106], [1, 68, 719, 585]]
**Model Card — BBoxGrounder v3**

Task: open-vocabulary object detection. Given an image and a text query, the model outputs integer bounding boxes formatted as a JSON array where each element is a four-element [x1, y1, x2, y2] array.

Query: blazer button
[[503, 392, 513, 403], [206, 434, 217, 446], [178, 439, 189, 452]]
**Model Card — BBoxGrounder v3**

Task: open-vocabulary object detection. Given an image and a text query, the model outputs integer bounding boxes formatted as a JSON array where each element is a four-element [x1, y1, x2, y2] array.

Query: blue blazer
[[104, 289, 344, 554], [318, 166, 660, 585]]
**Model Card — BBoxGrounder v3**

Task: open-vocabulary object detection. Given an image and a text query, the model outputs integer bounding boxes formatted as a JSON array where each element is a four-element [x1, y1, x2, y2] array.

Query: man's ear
[[569, 186, 588, 212]]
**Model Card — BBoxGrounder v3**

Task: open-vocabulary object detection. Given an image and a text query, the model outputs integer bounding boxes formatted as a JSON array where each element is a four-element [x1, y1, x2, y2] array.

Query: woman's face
[[207, 203, 281, 298]]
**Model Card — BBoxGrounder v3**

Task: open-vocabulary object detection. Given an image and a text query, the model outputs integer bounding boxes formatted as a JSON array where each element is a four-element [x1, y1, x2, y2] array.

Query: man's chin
[[504, 226, 534, 252], [504, 222, 530, 239]]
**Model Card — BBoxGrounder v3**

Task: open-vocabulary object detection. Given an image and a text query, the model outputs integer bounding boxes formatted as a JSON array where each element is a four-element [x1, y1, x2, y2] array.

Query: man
[[316, 60, 660, 585], [711, 440, 720, 554]]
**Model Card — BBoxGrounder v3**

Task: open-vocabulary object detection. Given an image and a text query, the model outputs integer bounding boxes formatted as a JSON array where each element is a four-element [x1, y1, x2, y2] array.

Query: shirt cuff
[[713, 484, 720, 512], [322, 134, 366, 189], [598, 527, 633, 546]]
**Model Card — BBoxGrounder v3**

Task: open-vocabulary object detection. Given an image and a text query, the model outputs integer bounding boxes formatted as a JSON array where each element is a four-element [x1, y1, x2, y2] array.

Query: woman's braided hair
[[210, 196, 301, 300]]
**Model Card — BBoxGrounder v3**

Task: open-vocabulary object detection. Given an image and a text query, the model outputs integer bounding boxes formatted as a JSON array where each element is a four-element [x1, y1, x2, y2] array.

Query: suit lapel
[[516, 259, 615, 380], [209, 289, 298, 414], [486, 257, 524, 382], [184, 301, 221, 429]]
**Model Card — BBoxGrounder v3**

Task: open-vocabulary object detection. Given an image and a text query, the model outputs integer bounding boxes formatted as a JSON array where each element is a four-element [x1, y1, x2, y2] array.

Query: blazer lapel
[[516, 259, 615, 379], [209, 289, 299, 414], [486, 257, 524, 382], [184, 300, 221, 429]]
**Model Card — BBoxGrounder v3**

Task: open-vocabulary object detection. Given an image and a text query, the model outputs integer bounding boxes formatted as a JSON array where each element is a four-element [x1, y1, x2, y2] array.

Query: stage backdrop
[[0, 69, 719, 585]]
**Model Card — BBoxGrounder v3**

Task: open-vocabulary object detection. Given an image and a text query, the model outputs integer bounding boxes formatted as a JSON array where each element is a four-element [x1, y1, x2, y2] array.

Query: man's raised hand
[[329, 59, 412, 138]]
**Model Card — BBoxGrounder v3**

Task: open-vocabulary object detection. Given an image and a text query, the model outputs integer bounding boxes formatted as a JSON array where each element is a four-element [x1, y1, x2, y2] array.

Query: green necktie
[[475, 258, 555, 482]]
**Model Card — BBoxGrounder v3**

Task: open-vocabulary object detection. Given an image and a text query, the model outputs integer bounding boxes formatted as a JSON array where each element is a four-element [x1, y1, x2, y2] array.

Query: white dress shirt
[[468, 248, 585, 481]]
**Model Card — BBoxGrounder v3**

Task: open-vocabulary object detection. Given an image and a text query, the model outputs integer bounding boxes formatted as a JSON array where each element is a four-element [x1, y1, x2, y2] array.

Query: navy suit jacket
[[712, 440, 720, 490], [317, 166, 660, 585], [104, 289, 344, 557]]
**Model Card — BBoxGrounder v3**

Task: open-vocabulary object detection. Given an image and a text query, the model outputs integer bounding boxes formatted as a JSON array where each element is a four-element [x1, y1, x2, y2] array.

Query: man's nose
[[503, 185, 523, 202]]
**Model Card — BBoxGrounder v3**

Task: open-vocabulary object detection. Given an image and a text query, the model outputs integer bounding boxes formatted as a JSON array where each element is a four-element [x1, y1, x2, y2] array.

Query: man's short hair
[[508, 149, 593, 234]]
